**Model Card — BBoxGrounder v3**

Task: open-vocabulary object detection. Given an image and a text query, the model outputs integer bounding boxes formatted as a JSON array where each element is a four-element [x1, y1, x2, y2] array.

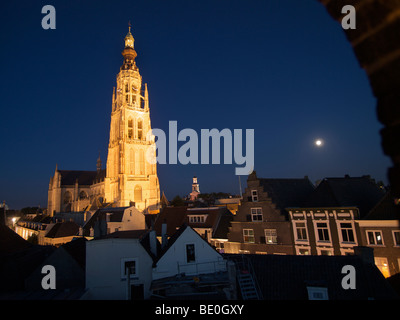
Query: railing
[[177, 259, 227, 276]]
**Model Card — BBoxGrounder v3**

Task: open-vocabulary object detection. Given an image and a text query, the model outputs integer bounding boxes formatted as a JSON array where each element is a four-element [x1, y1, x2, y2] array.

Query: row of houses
[[222, 172, 400, 278], [13, 172, 400, 280], [1, 220, 399, 300]]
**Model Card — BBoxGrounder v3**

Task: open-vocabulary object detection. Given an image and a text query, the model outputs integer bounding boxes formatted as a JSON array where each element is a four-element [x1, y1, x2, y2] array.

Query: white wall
[[84, 238, 153, 300], [121, 206, 146, 230], [153, 227, 226, 281]]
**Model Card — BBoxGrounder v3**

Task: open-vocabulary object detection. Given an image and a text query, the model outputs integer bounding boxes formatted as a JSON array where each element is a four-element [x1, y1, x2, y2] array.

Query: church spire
[[121, 23, 137, 70], [97, 152, 102, 172], [124, 21, 134, 49]]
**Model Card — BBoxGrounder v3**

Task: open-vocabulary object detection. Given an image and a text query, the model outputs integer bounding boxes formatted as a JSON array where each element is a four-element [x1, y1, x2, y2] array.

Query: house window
[[375, 257, 390, 278], [367, 230, 383, 245], [251, 208, 263, 221], [251, 190, 258, 202], [298, 248, 310, 255], [265, 229, 277, 244], [121, 258, 137, 278], [316, 222, 330, 242], [393, 231, 400, 246], [295, 222, 308, 241], [186, 244, 196, 263], [319, 249, 333, 256], [243, 229, 255, 243], [340, 222, 355, 243]]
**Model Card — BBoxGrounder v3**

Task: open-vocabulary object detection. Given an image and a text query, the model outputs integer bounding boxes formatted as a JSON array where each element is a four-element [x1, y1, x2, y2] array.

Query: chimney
[[149, 230, 157, 257], [161, 220, 168, 249], [354, 246, 375, 265]]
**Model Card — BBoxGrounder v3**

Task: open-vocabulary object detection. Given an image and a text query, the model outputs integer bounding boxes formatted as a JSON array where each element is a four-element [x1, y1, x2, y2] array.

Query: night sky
[[0, 0, 392, 209]]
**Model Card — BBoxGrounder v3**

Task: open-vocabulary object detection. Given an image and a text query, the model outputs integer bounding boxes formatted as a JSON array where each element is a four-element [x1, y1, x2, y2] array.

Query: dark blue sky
[[0, 0, 391, 209]]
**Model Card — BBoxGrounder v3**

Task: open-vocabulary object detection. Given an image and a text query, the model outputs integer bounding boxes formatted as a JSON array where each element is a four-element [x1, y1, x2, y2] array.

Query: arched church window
[[79, 191, 88, 200], [64, 191, 72, 204], [125, 83, 129, 93], [128, 119, 133, 139], [137, 120, 143, 140], [134, 185, 142, 202]]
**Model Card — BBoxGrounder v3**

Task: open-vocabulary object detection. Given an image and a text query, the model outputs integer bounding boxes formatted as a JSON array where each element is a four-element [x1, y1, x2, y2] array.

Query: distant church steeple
[[97, 153, 102, 172], [189, 176, 200, 201]]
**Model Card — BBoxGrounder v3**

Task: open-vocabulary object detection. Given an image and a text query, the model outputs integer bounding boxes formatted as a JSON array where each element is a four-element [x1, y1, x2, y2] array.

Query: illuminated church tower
[[47, 27, 160, 215], [104, 26, 160, 211]]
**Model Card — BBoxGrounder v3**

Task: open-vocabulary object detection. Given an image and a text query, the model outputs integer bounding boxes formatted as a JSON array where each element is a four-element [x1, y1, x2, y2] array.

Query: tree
[[170, 195, 185, 207]]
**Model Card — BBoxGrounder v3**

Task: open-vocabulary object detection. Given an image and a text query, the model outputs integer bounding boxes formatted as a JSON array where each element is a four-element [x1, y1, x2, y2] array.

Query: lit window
[[375, 257, 390, 278], [265, 229, 277, 244], [367, 231, 383, 245], [243, 229, 255, 243], [298, 248, 310, 255], [251, 208, 262, 221]]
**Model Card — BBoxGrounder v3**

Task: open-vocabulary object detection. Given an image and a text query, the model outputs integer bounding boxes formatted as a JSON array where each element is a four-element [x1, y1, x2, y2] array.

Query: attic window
[[186, 244, 196, 263], [307, 287, 328, 300], [251, 190, 258, 202]]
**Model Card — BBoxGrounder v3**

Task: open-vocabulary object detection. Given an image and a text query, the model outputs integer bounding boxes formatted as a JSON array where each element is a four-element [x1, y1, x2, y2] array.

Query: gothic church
[[47, 27, 160, 215]]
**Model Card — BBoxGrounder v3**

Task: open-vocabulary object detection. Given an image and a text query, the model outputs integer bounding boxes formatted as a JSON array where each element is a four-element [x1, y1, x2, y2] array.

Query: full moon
[[315, 139, 323, 147]]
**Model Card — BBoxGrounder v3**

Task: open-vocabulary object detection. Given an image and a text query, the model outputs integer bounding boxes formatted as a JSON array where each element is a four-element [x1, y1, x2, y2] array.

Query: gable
[[156, 225, 222, 268]]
